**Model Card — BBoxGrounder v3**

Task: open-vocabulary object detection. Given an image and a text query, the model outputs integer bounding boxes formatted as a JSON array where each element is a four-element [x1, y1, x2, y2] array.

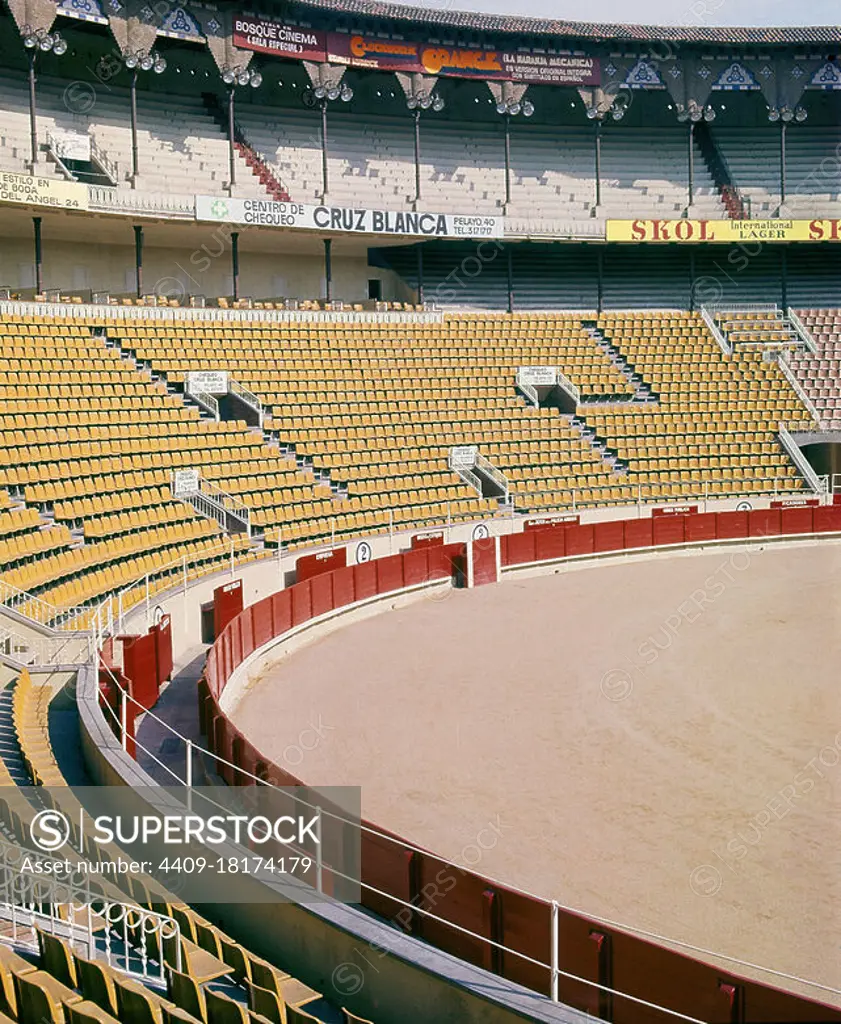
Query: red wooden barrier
[[534, 526, 568, 561], [271, 590, 292, 636], [502, 531, 536, 566], [239, 606, 255, 662], [252, 596, 273, 650], [150, 614, 173, 686], [652, 514, 685, 546], [813, 505, 841, 532], [354, 561, 378, 601], [120, 632, 159, 712], [291, 580, 313, 626], [623, 519, 653, 549], [402, 548, 430, 587], [748, 508, 781, 538], [296, 547, 347, 583], [230, 615, 242, 671], [780, 506, 813, 535], [332, 565, 356, 608], [376, 553, 405, 594], [565, 524, 595, 556], [593, 520, 625, 553], [310, 571, 334, 618], [429, 542, 464, 580], [685, 512, 717, 542], [715, 509, 748, 539], [470, 538, 498, 586], [213, 579, 243, 638]]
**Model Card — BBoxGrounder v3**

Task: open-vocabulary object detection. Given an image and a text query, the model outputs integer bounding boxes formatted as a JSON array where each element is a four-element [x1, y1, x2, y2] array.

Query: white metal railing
[[0, 627, 88, 668], [229, 379, 264, 426], [516, 379, 539, 407], [787, 308, 819, 354], [0, 300, 442, 325], [0, 579, 91, 633], [0, 836, 180, 984], [86, 186, 195, 219], [89, 139, 119, 186], [555, 369, 581, 405], [775, 354, 821, 424], [186, 385, 220, 421], [778, 423, 828, 495], [474, 451, 509, 500], [700, 306, 731, 354]]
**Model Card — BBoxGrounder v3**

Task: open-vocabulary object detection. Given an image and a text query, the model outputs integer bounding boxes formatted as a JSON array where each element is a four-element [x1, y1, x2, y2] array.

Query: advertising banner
[[607, 219, 841, 243], [195, 195, 504, 238], [0, 172, 89, 211], [232, 16, 327, 60], [232, 18, 599, 85]]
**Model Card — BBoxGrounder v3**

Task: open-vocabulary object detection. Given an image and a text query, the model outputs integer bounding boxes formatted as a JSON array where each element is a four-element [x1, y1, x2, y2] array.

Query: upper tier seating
[[788, 309, 841, 427], [0, 70, 269, 199], [714, 127, 840, 217]]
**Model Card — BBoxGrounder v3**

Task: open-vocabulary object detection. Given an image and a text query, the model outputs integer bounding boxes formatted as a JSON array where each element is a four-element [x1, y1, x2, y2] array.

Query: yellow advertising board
[[606, 219, 841, 243], [0, 171, 88, 211]]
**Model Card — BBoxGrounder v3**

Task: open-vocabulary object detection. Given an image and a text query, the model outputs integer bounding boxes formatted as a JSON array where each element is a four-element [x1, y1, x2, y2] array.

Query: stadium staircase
[[694, 122, 747, 219], [711, 307, 810, 353], [580, 322, 657, 403], [200, 93, 290, 201]]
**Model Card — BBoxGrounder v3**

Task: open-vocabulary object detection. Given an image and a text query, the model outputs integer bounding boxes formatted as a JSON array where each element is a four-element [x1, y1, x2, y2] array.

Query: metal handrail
[[185, 385, 219, 421], [229, 379, 264, 424], [787, 308, 819, 355], [778, 423, 827, 495], [556, 369, 581, 404], [700, 306, 731, 354], [775, 354, 821, 424]]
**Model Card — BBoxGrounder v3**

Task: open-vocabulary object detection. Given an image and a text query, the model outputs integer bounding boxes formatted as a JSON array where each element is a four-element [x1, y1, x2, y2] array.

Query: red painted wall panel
[[748, 508, 781, 538], [593, 520, 625, 553], [354, 560, 378, 600], [471, 538, 498, 586], [310, 571, 334, 618], [716, 510, 748, 539], [428, 542, 463, 580], [331, 565, 356, 608], [251, 596, 274, 650], [296, 547, 347, 583], [271, 589, 292, 636], [376, 553, 405, 595], [780, 506, 814, 535], [565, 524, 595, 556], [150, 614, 173, 685], [122, 632, 159, 712], [291, 580, 313, 626], [652, 514, 685, 546], [229, 616, 243, 671], [503, 532, 536, 566], [813, 505, 841, 532], [624, 519, 653, 549], [239, 607, 255, 661], [213, 579, 243, 637], [402, 548, 430, 587], [534, 527, 567, 562], [685, 512, 716, 543]]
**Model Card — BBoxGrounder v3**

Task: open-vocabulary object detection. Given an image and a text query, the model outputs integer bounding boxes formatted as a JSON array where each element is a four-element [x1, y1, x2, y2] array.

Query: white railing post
[[389, 509, 394, 554], [145, 575, 151, 629], [331, 519, 336, 549], [315, 806, 323, 894], [120, 689, 128, 752], [230, 537, 235, 577], [550, 900, 559, 1002]]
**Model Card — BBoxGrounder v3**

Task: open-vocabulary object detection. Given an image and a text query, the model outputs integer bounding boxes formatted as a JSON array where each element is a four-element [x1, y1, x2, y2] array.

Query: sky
[[383, 0, 840, 27]]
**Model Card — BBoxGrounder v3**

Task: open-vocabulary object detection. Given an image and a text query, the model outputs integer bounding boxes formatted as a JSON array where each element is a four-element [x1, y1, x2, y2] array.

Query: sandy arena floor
[[230, 542, 841, 1002]]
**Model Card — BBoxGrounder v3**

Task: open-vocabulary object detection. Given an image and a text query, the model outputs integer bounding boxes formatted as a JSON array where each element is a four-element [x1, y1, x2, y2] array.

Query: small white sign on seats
[[172, 469, 201, 496], [187, 371, 229, 394], [450, 445, 478, 469], [517, 366, 558, 386]]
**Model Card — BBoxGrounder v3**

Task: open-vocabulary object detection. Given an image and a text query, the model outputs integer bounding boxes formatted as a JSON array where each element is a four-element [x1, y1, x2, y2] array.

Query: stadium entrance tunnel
[[793, 434, 841, 486], [218, 391, 261, 427]]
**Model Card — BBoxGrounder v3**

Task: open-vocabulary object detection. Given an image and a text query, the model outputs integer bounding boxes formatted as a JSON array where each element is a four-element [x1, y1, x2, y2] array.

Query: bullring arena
[[224, 535, 841, 1007]]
